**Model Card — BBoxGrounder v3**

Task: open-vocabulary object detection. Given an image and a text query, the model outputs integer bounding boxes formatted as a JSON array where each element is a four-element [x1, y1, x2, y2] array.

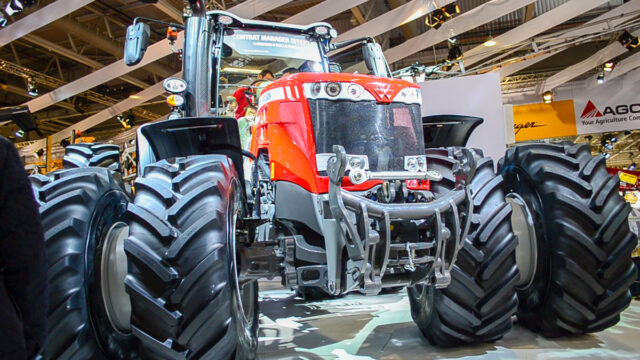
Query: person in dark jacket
[[0, 136, 48, 359]]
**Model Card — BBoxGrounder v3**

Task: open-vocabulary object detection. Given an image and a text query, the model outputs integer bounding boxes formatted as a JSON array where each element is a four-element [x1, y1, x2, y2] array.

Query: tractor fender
[[136, 116, 245, 179], [422, 115, 483, 148]]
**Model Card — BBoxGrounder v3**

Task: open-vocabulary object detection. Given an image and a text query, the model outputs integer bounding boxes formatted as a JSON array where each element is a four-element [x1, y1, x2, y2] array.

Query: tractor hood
[[263, 72, 420, 104]]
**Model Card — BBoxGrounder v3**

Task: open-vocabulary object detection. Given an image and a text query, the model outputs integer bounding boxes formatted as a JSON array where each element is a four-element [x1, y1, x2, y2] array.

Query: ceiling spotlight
[[542, 90, 553, 104], [0, 79, 7, 91], [603, 61, 615, 72], [602, 138, 614, 150], [618, 30, 639, 50], [483, 35, 496, 47], [0, 13, 7, 27], [597, 72, 605, 84], [441, 3, 460, 17], [26, 78, 38, 96], [602, 152, 611, 159], [34, 149, 44, 159], [125, 113, 135, 127], [15, 129, 24, 138], [425, 9, 446, 29], [629, 163, 637, 171], [118, 113, 135, 129], [426, 2, 460, 29], [5, 0, 24, 16]]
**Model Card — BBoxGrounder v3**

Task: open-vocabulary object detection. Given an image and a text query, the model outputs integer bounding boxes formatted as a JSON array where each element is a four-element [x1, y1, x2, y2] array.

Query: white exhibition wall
[[419, 72, 507, 163]]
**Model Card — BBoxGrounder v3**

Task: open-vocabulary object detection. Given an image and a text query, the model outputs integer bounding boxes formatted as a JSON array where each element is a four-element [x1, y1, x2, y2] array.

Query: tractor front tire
[[409, 148, 518, 346], [64, 142, 121, 172], [32, 167, 136, 359], [125, 155, 258, 359]]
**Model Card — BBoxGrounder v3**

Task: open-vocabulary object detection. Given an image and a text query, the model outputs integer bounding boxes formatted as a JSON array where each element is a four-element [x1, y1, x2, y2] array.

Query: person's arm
[[0, 137, 48, 358]]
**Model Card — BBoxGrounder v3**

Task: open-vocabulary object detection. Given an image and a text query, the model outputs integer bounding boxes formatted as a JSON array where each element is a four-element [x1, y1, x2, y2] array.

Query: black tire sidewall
[[86, 189, 138, 358], [228, 177, 259, 359]]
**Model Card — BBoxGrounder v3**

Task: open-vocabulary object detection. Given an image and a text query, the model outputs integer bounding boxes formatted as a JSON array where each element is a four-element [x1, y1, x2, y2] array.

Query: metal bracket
[[453, 147, 477, 187]]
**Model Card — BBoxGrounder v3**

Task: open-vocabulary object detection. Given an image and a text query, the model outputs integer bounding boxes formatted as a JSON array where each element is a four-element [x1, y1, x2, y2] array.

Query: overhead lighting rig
[[603, 61, 615, 72], [4, 0, 24, 16], [542, 90, 553, 104], [26, 77, 38, 96], [425, 2, 460, 29], [618, 30, 639, 50], [118, 113, 135, 129]]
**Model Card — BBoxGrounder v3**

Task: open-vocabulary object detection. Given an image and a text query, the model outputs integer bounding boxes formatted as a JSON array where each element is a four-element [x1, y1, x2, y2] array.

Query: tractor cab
[[127, 10, 427, 195]]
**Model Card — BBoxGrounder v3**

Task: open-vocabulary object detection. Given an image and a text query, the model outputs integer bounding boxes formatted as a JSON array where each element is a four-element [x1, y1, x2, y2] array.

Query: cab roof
[[207, 10, 335, 37]]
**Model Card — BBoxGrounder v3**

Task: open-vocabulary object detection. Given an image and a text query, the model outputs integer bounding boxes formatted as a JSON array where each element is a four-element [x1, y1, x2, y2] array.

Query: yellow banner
[[513, 100, 577, 141]]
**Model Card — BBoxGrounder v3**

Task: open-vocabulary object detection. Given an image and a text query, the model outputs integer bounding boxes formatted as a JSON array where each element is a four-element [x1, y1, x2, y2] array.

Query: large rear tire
[[125, 155, 258, 359], [64, 142, 121, 172], [409, 148, 518, 346], [500, 143, 637, 337], [31, 167, 137, 359]]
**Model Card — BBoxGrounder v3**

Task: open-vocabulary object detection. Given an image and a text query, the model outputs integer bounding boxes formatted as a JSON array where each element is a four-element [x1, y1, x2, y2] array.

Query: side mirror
[[124, 23, 150, 66], [362, 42, 390, 78]]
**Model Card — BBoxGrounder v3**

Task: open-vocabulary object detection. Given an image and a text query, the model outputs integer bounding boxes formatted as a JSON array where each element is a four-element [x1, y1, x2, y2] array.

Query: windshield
[[217, 28, 327, 114], [220, 29, 325, 85], [309, 100, 425, 171]]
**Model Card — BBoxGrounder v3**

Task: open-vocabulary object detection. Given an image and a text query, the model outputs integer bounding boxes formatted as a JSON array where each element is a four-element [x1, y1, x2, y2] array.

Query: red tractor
[[30, 1, 637, 359]]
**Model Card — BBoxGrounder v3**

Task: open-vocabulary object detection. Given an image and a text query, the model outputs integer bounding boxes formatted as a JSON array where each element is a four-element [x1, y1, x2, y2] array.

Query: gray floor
[[257, 281, 640, 360]]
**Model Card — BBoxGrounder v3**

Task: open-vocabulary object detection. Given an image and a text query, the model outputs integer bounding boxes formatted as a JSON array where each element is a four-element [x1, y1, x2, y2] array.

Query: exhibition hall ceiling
[[0, 0, 637, 151]]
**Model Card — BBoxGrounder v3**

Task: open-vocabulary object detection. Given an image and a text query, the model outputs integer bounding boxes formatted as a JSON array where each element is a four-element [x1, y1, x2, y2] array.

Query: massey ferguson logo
[[373, 83, 392, 99], [579, 100, 640, 126], [580, 100, 603, 118]]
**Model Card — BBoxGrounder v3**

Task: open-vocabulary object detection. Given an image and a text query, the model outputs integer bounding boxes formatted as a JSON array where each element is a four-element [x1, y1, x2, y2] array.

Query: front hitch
[[326, 145, 472, 295]]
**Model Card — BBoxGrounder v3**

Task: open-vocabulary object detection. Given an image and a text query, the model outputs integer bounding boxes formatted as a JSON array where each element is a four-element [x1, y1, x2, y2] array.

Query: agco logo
[[581, 100, 640, 118], [580, 100, 603, 118]]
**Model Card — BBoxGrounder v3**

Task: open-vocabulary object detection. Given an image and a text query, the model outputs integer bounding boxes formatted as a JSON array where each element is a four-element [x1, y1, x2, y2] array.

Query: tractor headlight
[[218, 15, 234, 25], [314, 26, 329, 36], [347, 83, 364, 99], [315, 153, 369, 173], [393, 87, 422, 105], [405, 155, 427, 172], [303, 82, 375, 101], [407, 158, 418, 172], [325, 82, 341, 97], [163, 78, 187, 94], [311, 82, 322, 96], [349, 156, 366, 169]]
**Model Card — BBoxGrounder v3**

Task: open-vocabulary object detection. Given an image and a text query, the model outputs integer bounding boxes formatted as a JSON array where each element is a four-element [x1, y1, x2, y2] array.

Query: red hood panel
[[266, 72, 417, 103]]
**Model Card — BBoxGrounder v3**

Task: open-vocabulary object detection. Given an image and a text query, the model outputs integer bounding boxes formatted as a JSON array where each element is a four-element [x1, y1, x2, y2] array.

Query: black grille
[[307, 99, 424, 172]]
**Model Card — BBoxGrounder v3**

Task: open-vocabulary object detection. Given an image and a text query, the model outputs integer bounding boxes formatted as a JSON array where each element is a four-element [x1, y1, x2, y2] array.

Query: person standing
[[0, 136, 48, 359]]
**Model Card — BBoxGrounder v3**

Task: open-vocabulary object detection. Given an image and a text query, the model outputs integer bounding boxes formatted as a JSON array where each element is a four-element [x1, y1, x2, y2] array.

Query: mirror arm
[[133, 16, 185, 30], [329, 36, 373, 51]]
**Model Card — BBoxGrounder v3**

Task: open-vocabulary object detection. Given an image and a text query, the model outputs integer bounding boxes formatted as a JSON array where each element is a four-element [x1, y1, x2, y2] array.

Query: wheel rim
[[100, 222, 131, 334], [506, 193, 537, 290]]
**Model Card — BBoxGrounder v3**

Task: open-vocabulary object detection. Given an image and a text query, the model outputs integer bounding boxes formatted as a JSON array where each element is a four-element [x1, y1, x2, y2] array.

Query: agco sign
[[579, 100, 640, 125]]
